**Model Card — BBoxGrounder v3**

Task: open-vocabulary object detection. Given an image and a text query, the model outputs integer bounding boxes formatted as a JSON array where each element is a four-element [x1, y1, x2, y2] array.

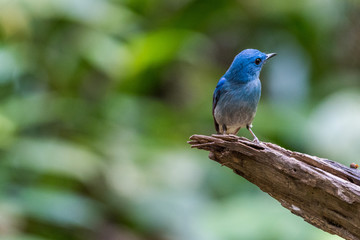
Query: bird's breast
[[214, 79, 261, 127], [231, 79, 261, 105]]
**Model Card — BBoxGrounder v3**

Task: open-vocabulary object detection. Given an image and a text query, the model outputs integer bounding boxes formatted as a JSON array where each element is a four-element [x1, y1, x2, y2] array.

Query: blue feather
[[212, 77, 227, 132], [212, 49, 276, 142]]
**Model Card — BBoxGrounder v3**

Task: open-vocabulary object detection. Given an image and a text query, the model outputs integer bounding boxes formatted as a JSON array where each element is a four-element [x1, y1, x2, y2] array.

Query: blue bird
[[212, 49, 276, 142]]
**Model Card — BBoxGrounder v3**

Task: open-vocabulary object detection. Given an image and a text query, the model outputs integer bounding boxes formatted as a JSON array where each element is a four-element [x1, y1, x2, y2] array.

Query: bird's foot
[[252, 137, 260, 144]]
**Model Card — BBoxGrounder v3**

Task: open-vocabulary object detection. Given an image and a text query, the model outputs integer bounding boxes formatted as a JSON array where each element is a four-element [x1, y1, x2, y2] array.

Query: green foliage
[[0, 0, 359, 239]]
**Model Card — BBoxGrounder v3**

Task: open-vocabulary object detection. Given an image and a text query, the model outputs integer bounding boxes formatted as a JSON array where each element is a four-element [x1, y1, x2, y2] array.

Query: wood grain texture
[[188, 134, 360, 240]]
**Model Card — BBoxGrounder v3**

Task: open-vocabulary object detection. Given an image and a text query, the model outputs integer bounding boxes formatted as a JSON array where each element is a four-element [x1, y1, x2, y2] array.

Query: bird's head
[[225, 49, 276, 83]]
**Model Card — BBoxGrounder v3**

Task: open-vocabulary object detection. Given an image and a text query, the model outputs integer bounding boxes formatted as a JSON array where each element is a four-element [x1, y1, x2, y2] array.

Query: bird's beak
[[265, 53, 277, 61]]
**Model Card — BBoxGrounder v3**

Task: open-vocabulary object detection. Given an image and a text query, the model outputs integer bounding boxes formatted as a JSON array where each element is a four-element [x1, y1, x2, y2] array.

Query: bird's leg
[[247, 124, 260, 143], [222, 124, 227, 135]]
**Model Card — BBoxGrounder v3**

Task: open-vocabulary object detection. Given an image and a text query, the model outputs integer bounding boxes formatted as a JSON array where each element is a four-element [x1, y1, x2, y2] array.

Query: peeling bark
[[188, 134, 360, 240]]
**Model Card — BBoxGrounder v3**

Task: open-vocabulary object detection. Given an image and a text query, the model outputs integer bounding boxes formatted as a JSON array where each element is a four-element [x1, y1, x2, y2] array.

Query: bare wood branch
[[188, 134, 360, 240]]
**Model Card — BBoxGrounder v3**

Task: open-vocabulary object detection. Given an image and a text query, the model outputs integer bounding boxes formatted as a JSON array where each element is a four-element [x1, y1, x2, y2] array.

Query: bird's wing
[[212, 77, 227, 133]]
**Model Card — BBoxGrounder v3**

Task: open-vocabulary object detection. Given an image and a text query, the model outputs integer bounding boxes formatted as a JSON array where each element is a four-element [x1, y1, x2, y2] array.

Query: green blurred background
[[0, 0, 359, 239]]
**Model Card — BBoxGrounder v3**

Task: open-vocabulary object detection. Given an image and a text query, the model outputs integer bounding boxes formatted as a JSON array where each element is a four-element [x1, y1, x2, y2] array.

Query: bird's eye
[[255, 58, 261, 65]]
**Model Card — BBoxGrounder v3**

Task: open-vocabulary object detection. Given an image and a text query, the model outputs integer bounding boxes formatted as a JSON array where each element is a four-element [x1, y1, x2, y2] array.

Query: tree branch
[[188, 134, 360, 240]]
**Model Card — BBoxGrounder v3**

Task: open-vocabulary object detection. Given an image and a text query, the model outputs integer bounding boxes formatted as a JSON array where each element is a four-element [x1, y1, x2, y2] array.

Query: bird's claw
[[252, 137, 260, 144]]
